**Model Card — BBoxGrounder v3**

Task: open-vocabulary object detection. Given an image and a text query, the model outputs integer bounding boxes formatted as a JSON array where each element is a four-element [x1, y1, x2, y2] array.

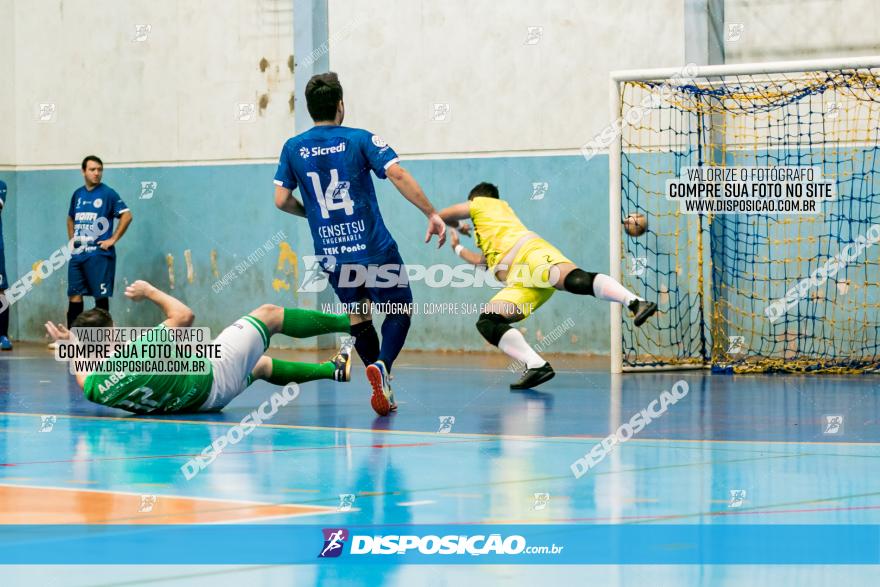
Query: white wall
[[0, 0, 15, 166], [10, 0, 294, 167], [328, 0, 685, 156], [725, 0, 880, 62], [8, 0, 880, 166]]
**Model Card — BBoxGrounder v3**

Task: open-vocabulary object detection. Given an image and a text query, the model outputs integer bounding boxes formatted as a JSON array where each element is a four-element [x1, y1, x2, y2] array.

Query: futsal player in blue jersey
[[66, 156, 133, 328], [0, 179, 11, 350], [274, 72, 447, 416]]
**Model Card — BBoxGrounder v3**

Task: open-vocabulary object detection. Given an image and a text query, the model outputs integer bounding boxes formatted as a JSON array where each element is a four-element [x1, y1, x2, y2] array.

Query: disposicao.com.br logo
[[318, 529, 563, 558]]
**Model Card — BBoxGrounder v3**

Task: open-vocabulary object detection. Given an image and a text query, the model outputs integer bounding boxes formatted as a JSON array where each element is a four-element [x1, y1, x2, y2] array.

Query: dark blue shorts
[[325, 246, 413, 307], [0, 249, 7, 290], [68, 253, 116, 297]]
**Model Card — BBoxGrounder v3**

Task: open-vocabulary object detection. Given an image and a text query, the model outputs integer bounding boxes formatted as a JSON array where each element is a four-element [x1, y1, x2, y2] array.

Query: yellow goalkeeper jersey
[[469, 197, 534, 269]]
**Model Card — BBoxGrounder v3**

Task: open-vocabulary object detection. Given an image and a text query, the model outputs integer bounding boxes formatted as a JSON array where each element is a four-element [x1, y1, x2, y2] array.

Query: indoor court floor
[[0, 345, 878, 585]]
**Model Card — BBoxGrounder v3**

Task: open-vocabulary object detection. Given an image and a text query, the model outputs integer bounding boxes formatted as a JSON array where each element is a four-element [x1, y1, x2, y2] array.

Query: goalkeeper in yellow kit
[[439, 182, 656, 389]]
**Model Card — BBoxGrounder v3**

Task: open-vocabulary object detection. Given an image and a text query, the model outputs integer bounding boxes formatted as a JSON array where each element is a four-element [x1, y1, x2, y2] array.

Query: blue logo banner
[[0, 524, 877, 565]]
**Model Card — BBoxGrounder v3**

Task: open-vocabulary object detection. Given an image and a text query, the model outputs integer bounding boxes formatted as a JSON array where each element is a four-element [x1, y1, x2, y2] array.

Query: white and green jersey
[[82, 324, 213, 414]]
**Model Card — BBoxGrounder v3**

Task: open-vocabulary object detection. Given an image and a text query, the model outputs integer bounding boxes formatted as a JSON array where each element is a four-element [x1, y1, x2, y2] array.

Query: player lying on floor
[[439, 182, 657, 390], [44, 279, 353, 414]]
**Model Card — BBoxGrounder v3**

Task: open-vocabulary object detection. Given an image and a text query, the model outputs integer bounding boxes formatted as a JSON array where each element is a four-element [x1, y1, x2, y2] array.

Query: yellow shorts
[[488, 238, 573, 319]]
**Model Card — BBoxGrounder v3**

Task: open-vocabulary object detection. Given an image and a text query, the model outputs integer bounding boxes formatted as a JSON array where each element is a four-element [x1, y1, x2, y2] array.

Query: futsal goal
[[607, 57, 880, 374]]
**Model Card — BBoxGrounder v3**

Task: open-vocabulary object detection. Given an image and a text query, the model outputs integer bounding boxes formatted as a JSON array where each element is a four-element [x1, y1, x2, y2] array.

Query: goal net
[[609, 58, 880, 373]]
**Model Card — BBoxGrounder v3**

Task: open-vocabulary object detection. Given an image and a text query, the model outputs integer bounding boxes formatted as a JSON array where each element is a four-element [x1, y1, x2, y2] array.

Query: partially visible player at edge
[[65, 155, 133, 331], [44, 279, 354, 414], [0, 179, 11, 350], [273, 72, 448, 416], [439, 182, 657, 389]]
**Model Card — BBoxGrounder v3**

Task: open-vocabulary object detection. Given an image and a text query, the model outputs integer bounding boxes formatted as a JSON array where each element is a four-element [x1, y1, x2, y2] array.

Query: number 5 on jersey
[[307, 169, 354, 219]]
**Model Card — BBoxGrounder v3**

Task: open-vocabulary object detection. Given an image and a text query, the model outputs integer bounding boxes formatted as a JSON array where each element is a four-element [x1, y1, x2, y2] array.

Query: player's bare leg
[[551, 262, 657, 327]]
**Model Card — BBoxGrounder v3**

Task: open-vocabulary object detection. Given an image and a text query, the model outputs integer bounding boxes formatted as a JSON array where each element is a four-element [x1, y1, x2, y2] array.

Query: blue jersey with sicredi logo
[[274, 125, 400, 264], [67, 183, 129, 257]]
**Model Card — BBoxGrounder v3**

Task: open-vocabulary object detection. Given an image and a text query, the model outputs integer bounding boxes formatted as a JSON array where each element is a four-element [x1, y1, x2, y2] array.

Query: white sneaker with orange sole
[[365, 360, 396, 416]]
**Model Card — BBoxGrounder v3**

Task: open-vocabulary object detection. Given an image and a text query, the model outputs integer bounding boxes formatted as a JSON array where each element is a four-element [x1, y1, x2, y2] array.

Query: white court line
[[397, 500, 436, 507], [1, 411, 878, 449]]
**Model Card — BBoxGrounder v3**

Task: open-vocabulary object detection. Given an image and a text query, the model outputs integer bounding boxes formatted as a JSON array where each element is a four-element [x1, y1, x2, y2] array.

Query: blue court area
[[1, 345, 880, 585]]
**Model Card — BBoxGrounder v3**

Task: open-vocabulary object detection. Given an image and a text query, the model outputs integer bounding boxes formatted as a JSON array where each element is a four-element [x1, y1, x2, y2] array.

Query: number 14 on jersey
[[307, 169, 354, 219]]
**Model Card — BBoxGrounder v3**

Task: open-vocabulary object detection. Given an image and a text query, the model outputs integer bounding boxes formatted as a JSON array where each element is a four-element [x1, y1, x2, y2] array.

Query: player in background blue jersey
[[65, 156, 133, 330], [0, 179, 11, 350], [274, 72, 452, 416]]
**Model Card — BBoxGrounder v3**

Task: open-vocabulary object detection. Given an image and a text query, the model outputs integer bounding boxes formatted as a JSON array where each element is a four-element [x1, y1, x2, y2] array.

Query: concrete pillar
[[293, 0, 330, 133], [685, 0, 725, 65]]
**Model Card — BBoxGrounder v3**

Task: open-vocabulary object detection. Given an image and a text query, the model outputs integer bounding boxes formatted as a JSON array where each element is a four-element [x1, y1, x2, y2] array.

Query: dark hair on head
[[72, 308, 113, 328], [468, 182, 500, 200], [81, 155, 103, 170], [305, 72, 343, 122]]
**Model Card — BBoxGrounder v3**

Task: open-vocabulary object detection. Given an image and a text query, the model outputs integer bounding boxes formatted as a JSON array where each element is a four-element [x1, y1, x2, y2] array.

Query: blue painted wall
[[2, 154, 611, 353]]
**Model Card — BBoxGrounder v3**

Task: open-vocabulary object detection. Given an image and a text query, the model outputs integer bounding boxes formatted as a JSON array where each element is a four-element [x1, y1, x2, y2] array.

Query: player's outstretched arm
[[385, 163, 446, 247], [45, 321, 89, 387], [449, 229, 486, 267], [274, 185, 307, 217], [125, 279, 195, 327], [438, 202, 473, 236]]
